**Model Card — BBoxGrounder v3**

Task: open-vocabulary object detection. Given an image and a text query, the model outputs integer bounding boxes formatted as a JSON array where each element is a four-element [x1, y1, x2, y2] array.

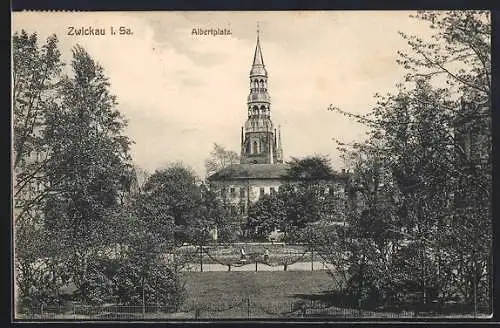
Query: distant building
[[239, 30, 283, 165], [208, 30, 349, 219], [207, 30, 288, 215]]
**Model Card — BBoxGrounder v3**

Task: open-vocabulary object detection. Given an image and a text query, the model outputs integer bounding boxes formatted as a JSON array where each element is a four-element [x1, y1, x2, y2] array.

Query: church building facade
[[208, 31, 289, 214], [240, 31, 283, 165], [208, 31, 351, 223]]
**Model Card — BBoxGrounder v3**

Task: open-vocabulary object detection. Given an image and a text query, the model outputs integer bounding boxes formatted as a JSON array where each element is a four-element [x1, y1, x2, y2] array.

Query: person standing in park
[[264, 249, 270, 263], [240, 247, 246, 262]]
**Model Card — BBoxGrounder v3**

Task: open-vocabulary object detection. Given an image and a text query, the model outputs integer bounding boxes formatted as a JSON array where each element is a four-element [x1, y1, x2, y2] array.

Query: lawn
[[182, 270, 333, 305], [179, 270, 337, 318], [20, 270, 489, 319], [177, 271, 490, 319]]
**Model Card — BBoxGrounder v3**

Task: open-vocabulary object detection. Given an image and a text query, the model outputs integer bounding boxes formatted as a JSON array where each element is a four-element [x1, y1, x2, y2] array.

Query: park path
[[181, 261, 334, 272]]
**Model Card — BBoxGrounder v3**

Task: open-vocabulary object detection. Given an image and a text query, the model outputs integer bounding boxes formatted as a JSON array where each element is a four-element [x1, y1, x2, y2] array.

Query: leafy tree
[[12, 36, 187, 311], [329, 11, 491, 311], [285, 155, 334, 181], [247, 193, 285, 240], [143, 163, 204, 242], [12, 29, 63, 256], [398, 13, 491, 307], [281, 156, 345, 233], [12, 30, 65, 311], [107, 214, 185, 308], [13, 30, 63, 177], [41, 45, 133, 304], [243, 156, 349, 242], [199, 182, 236, 243], [142, 162, 231, 244], [15, 218, 70, 310], [280, 183, 324, 230], [205, 143, 239, 177]]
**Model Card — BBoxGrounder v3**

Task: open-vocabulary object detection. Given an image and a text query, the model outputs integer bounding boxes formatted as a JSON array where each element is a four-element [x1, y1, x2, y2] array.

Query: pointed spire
[[250, 24, 267, 76]]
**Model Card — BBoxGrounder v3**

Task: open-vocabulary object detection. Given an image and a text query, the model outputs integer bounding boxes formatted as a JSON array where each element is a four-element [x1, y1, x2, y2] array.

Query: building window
[[230, 187, 236, 198], [253, 141, 258, 154], [270, 187, 276, 195], [260, 187, 265, 198], [240, 187, 246, 199]]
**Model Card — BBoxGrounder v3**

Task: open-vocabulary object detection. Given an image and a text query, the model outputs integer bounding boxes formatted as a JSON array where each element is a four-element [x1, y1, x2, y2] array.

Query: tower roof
[[250, 32, 267, 76]]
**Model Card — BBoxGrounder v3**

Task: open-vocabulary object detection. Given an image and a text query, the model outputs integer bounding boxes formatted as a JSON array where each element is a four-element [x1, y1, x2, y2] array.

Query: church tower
[[240, 29, 283, 164]]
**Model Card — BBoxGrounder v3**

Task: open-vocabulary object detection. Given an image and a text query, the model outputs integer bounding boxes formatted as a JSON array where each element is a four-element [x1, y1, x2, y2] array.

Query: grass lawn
[[178, 270, 346, 318], [182, 270, 333, 306], [20, 271, 489, 319], [178, 271, 489, 319]]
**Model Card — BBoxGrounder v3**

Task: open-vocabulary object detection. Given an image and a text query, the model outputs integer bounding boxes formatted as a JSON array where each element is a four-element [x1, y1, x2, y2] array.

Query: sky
[[12, 11, 436, 177]]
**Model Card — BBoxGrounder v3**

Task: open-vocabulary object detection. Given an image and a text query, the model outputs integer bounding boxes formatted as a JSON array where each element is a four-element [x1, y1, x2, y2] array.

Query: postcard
[[11, 10, 492, 321]]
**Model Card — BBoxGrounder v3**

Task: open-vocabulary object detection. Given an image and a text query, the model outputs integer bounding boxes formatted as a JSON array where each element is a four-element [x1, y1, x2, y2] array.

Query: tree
[[142, 162, 230, 244], [204, 143, 239, 177], [106, 213, 185, 308], [13, 30, 64, 221], [143, 163, 203, 242], [329, 11, 491, 311], [285, 155, 334, 181], [281, 156, 343, 232], [247, 193, 285, 240], [12, 30, 65, 311], [41, 45, 133, 304], [198, 182, 236, 243], [240, 155, 349, 243]]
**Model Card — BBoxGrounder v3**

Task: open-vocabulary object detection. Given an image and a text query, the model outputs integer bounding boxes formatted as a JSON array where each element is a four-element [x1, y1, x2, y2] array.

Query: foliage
[[142, 163, 231, 244], [105, 214, 185, 308], [13, 30, 66, 310], [13, 30, 63, 174], [285, 155, 334, 181], [205, 143, 240, 178], [37, 45, 134, 304], [247, 193, 285, 240], [282, 156, 347, 233], [327, 11, 491, 311], [244, 156, 349, 242], [112, 257, 185, 309], [12, 35, 186, 311]]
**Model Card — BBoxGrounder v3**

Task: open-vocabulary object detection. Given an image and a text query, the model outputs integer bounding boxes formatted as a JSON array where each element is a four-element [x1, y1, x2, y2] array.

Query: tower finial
[[257, 22, 260, 39]]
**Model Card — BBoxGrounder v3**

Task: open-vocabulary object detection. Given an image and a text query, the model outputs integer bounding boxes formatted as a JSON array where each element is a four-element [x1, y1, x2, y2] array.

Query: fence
[[175, 245, 334, 272], [19, 299, 490, 320]]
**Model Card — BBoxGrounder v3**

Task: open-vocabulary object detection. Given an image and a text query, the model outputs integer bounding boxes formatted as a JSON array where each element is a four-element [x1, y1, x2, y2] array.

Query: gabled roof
[[208, 163, 352, 183], [208, 163, 289, 181]]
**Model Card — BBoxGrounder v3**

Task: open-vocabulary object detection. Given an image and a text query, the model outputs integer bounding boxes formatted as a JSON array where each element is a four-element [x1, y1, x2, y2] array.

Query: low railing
[[18, 299, 490, 320]]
